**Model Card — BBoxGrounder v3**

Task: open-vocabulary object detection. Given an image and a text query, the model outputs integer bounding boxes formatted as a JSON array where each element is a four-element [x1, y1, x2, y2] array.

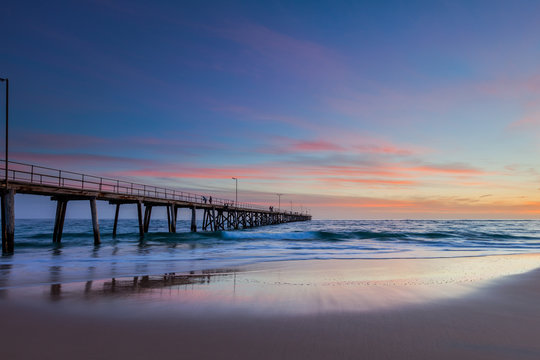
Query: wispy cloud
[[214, 104, 315, 129], [14, 132, 226, 157], [507, 113, 540, 131], [260, 135, 424, 157], [212, 21, 347, 83], [11, 151, 155, 170], [289, 140, 345, 152]]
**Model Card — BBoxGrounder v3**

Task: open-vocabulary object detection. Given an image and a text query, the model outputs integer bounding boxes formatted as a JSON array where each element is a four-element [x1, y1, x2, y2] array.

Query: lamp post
[[0, 78, 7, 188], [231, 177, 238, 207], [276, 193, 283, 212]]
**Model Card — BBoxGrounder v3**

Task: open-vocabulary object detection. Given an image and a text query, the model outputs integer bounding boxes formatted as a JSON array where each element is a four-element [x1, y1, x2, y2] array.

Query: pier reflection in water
[[47, 270, 237, 303], [0, 264, 12, 298]]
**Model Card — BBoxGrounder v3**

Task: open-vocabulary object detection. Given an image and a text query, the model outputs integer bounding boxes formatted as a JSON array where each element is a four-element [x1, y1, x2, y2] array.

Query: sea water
[[1, 219, 540, 288]]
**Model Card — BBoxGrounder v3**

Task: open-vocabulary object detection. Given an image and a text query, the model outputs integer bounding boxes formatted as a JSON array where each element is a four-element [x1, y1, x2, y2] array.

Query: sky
[[1, 0, 540, 219]]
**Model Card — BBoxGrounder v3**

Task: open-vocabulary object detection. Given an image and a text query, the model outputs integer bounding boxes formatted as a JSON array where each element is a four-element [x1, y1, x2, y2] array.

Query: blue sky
[[2, 0, 540, 219]]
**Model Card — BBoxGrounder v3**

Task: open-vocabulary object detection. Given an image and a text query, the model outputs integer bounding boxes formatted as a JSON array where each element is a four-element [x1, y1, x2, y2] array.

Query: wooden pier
[[0, 161, 311, 253]]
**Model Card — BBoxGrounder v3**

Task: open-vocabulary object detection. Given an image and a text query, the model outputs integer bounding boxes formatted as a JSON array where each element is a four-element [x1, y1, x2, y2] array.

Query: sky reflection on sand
[[4, 255, 540, 317]]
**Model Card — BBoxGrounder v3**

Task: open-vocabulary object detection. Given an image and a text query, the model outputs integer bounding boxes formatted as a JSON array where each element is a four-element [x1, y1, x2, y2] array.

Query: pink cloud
[[319, 178, 417, 186], [260, 134, 423, 157], [290, 140, 345, 152], [507, 114, 540, 130], [354, 144, 415, 156], [402, 163, 485, 175]]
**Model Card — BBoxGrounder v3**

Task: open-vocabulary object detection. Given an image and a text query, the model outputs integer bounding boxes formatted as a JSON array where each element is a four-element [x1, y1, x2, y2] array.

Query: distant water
[[1, 219, 540, 288]]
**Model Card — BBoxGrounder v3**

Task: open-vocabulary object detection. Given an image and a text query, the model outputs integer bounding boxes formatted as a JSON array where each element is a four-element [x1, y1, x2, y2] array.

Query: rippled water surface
[[2, 219, 540, 288]]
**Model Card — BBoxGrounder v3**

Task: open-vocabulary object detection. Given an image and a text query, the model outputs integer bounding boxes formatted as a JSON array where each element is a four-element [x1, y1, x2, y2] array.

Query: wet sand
[[2, 254, 540, 359]]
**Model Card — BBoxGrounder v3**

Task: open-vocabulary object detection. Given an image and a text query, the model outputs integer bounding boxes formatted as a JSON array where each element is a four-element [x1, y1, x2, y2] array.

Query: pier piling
[[143, 205, 152, 233], [90, 198, 100, 245], [166, 205, 171, 232], [52, 198, 67, 243], [113, 203, 120, 237], [167, 204, 176, 233], [1, 189, 15, 253], [173, 205, 178, 233], [191, 206, 197, 232], [137, 201, 144, 237]]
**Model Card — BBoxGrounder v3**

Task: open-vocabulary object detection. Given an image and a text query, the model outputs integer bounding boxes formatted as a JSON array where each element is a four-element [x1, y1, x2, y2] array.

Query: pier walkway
[[0, 161, 311, 253]]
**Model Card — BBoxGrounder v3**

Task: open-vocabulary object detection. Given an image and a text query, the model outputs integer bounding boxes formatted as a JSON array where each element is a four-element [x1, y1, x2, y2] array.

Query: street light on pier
[[276, 193, 283, 211], [231, 177, 238, 206], [0, 77, 8, 188]]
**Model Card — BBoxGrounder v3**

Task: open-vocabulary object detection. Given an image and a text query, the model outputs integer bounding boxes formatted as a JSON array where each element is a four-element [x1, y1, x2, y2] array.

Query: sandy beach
[[1, 254, 540, 359]]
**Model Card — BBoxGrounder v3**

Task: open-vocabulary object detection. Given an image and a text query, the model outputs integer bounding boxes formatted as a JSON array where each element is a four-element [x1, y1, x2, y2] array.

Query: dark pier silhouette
[[0, 161, 311, 253]]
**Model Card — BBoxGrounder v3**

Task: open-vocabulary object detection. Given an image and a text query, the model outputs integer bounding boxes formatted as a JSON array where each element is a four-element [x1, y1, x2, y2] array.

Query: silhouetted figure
[[202, 196, 207, 204], [209, 196, 212, 204]]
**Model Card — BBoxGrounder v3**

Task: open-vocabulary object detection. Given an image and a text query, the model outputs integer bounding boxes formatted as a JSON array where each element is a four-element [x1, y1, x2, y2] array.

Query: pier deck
[[0, 161, 311, 253]]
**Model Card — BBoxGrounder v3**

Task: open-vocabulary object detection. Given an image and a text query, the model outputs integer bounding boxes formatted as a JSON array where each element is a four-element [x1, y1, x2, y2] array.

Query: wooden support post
[[216, 210, 222, 230], [166, 205, 171, 232], [113, 203, 120, 237], [202, 208, 207, 231], [147, 205, 152, 232], [215, 209, 223, 231], [241, 211, 247, 229], [191, 206, 197, 232], [143, 205, 152, 233], [173, 206, 178, 233], [90, 198, 100, 245], [137, 201, 144, 237], [168, 204, 176, 233], [52, 200, 61, 242], [1, 194, 4, 250], [211, 207, 215, 231], [52, 198, 67, 243], [59, 199, 67, 238], [143, 206, 149, 231], [205, 208, 210, 231], [1, 189, 15, 253]]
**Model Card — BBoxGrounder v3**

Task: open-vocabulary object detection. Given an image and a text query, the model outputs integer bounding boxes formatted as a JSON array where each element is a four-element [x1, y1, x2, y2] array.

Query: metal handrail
[[0, 161, 310, 215]]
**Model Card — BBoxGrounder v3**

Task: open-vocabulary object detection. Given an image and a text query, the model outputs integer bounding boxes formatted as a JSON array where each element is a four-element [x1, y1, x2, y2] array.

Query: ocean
[[2, 219, 540, 288]]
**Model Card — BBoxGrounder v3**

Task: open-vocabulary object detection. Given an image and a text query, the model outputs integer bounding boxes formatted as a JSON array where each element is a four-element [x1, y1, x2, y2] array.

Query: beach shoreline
[[2, 254, 540, 359]]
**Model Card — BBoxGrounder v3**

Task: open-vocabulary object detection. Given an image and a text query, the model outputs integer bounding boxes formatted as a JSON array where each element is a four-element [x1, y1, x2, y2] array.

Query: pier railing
[[0, 161, 303, 213]]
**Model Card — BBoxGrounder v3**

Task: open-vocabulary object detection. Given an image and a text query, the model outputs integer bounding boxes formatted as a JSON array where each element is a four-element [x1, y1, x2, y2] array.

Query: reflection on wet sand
[[50, 283, 61, 299], [0, 264, 12, 298], [48, 269, 237, 301]]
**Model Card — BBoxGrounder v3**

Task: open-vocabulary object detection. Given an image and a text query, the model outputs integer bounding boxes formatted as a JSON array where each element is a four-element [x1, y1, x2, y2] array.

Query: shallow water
[[2, 219, 540, 288]]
